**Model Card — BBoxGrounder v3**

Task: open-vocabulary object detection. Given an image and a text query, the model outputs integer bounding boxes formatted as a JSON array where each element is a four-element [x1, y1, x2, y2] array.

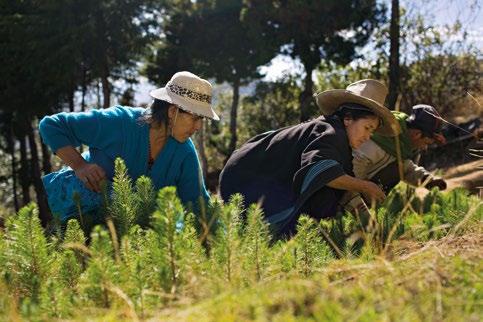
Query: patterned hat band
[[168, 83, 212, 104]]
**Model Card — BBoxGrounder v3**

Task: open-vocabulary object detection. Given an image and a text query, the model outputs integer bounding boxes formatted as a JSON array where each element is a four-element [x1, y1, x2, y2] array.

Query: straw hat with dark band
[[314, 79, 400, 136], [149, 71, 220, 121]]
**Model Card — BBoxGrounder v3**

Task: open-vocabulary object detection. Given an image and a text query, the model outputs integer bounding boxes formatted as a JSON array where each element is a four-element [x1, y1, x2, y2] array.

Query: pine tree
[[39, 277, 73, 318], [0, 228, 6, 276], [109, 158, 136, 239], [293, 215, 332, 277], [177, 213, 209, 297], [319, 214, 350, 258], [210, 194, 244, 287], [58, 219, 86, 289], [119, 225, 154, 317], [142, 228, 171, 301], [151, 187, 185, 294], [79, 226, 119, 307], [4, 204, 51, 301], [241, 204, 271, 283], [133, 176, 156, 228], [271, 238, 298, 275]]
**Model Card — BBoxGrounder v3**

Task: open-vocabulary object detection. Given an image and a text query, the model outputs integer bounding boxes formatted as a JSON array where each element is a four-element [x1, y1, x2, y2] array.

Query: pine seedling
[[269, 237, 297, 275], [200, 197, 223, 250], [39, 277, 73, 318], [436, 189, 472, 226], [141, 228, 174, 309], [0, 277, 20, 321], [119, 225, 154, 317], [151, 187, 185, 294], [422, 188, 443, 214], [241, 204, 271, 283], [79, 226, 119, 307], [449, 190, 482, 235], [319, 213, 354, 258], [176, 213, 209, 297], [293, 215, 332, 277], [4, 203, 50, 302], [58, 219, 86, 289], [0, 228, 5, 275], [210, 194, 244, 286], [64, 218, 87, 244], [133, 176, 156, 228], [109, 158, 136, 239]]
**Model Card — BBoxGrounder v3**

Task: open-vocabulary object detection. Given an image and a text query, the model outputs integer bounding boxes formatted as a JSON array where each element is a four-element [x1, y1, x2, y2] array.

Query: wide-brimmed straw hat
[[149, 71, 219, 121], [314, 79, 400, 136]]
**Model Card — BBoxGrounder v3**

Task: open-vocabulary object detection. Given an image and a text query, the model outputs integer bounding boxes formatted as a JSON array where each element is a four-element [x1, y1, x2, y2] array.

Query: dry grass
[[152, 229, 483, 322]]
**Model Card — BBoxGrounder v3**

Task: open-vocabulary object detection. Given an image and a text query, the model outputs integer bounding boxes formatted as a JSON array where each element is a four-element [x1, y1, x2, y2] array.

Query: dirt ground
[[416, 159, 483, 198]]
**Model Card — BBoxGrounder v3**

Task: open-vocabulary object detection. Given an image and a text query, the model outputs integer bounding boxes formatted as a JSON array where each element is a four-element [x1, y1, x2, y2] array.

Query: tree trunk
[[7, 124, 19, 212], [40, 141, 52, 174], [19, 134, 31, 205], [228, 77, 240, 157], [299, 62, 315, 122], [97, 80, 102, 108], [388, 0, 400, 109], [69, 88, 75, 112], [80, 68, 87, 153], [101, 68, 110, 108], [81, 67, 87, 112], [197, 121, 208, 178], [26, 120, 51, 226]]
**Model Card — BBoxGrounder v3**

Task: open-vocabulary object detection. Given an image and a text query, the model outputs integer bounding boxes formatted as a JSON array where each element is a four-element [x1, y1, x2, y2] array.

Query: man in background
[[353, 104, 448, 194]]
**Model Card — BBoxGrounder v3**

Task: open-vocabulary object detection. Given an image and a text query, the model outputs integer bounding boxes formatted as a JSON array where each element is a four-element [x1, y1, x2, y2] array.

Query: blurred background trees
[[0, 0, 481, 222]]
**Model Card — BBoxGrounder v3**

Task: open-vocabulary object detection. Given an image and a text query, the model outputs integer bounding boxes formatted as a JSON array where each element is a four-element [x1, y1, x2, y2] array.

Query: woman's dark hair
[[333, 103, 381, 125], [139, 99, 172, 126]]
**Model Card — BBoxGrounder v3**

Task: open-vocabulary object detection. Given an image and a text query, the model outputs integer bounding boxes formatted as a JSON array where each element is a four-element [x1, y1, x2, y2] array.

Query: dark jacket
[[219, 116, 353, 237]]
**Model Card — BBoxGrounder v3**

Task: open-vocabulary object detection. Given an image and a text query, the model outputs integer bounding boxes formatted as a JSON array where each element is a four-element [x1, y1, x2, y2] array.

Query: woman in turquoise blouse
[[39, 71, 219, 223]]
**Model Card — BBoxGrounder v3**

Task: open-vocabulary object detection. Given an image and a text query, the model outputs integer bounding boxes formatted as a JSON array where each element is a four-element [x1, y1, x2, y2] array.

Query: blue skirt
[[42, 168, 106, 223]]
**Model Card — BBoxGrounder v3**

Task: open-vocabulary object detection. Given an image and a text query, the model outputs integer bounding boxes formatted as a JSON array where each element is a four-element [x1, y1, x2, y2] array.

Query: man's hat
[[407, 104, 446, 144]]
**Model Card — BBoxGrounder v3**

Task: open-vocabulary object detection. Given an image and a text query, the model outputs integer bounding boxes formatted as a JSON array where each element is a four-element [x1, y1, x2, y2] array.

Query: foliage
[[245, 0, 385, 120], [0, 163, 480, 320], [78, 226, 119, 307], [293, 216, 332, 276], [160, 240, 482, 321], [2, 204, 50, 302], [240, 204, 271, 283], [109, 158, 137, 238], [398, 18, 481, 116], [210, 194, 244, 287], [239, 77, 301, 141]]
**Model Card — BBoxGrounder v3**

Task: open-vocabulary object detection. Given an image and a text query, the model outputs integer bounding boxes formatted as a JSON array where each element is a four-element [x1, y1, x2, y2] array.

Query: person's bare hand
[[362, 181, 386, 204], [74, 163, 106, 193]]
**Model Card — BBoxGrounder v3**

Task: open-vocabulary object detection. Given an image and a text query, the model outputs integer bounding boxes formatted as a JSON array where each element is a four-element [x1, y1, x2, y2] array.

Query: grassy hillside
[[0, 159, 481, 321], [159, 232, 482, 321]]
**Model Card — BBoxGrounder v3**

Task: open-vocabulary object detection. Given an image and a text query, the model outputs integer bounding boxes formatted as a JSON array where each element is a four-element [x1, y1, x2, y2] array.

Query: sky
[[131, 0, 482, 105]]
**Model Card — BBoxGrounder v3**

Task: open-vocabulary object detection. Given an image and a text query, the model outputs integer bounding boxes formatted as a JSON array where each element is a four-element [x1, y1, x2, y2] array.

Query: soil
[[416, 159, 483, 198]]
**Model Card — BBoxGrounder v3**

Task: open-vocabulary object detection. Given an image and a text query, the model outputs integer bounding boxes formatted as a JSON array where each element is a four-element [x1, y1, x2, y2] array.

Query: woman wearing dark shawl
[[219, 79, 401, 238]]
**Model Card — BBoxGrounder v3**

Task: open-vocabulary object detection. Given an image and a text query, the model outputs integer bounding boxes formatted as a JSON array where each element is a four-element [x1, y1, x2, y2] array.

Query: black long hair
[[333, 103, 380, 126], [140, 99, 172, 126]]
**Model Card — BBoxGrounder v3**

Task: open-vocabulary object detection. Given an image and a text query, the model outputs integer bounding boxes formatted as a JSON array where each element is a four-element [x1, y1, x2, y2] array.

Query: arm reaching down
[[327, 174, 386, 203]]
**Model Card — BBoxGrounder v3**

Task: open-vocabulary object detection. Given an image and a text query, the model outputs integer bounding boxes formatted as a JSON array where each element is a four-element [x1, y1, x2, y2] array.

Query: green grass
[[0, 159, 481, 321], [156, 233, 482, 322]]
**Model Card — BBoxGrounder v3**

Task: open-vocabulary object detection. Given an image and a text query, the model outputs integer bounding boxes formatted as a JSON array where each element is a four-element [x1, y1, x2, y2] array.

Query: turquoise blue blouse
[[39, 105, 209, 222]]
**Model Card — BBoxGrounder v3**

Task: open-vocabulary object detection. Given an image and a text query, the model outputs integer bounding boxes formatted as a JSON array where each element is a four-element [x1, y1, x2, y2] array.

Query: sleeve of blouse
[[38, 106, 125, 153], [294, 130, 347, 195], [177, 147, 210, 213]]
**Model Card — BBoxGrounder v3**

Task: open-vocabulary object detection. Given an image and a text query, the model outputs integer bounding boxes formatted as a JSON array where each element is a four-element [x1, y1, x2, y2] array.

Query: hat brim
[[149, 87, 220, 121], [315, 89, 401, 136]]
